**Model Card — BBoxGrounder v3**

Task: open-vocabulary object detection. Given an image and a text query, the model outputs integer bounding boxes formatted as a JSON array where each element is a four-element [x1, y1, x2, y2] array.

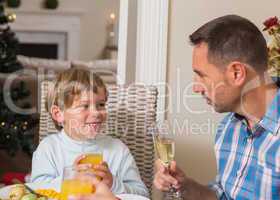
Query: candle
[[108, 12, 117, 47]]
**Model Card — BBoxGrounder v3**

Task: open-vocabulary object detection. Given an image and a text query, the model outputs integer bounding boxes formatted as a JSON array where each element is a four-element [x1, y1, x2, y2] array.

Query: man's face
[[192, 43, 239, 113], [63, 88, 107, 140]]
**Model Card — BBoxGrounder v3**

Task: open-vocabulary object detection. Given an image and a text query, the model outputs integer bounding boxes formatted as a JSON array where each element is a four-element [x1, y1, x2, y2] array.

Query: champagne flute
[[154, 134, 175, 167], [151, 121, 183, 199]]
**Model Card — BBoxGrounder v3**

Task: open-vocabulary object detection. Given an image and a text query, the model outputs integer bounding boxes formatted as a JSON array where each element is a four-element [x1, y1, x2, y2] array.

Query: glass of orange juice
[[78, 153, 103, 180], [61, 166, 95, 200], [79, 153, 103, 166]]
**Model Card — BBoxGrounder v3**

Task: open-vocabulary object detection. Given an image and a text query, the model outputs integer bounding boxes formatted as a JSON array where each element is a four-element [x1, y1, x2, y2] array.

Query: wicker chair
[[39, 81, 158, 195]]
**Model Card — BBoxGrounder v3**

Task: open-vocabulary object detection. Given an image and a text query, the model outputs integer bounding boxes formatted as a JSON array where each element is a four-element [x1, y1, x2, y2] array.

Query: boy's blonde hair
[[46, 66, 108, 130]]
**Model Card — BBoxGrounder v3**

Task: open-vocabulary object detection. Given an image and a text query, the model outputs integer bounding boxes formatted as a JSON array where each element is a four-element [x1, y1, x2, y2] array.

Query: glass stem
[[166, 163, 183, 199]]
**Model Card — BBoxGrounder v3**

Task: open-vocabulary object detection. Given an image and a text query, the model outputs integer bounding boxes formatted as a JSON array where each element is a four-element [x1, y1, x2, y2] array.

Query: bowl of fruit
[[0, 184, 60, 200]]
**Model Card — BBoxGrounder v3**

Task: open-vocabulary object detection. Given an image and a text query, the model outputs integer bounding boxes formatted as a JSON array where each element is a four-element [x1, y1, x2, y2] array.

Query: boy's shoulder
[[37, 132, 62, 149], [41, 132, 61, 141]]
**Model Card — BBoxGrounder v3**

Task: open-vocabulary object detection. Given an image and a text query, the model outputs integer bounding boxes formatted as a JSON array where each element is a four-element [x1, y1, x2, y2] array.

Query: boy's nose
[[88, 107, 101, 117]]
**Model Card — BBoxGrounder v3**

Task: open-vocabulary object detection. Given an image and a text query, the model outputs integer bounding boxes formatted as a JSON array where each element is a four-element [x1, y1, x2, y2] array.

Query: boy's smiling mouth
[[86, 122, 102, 131]]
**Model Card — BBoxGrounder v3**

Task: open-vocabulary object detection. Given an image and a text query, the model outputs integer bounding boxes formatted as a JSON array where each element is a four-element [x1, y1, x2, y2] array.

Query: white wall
[[167, 0, 280, 188], [8, 0, 119, 61]]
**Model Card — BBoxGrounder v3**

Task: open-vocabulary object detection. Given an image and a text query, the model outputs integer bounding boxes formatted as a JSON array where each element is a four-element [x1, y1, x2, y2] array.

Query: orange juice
[[79, 153, 103, 166], [79, 153, 103, 180], [61, 179, 95, 200]]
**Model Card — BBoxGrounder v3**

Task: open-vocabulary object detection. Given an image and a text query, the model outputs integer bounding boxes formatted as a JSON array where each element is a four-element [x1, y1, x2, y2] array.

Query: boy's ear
[[51, 105, 64, 124], [225, 61, 246, 86]]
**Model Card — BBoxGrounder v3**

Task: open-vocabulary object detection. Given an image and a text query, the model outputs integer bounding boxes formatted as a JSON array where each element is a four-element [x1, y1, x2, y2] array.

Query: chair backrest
[[39, 81, 158, 194]]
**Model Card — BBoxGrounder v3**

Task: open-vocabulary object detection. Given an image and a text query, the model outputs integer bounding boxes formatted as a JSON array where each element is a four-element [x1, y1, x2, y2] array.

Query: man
[[154, 15, 280, 199]]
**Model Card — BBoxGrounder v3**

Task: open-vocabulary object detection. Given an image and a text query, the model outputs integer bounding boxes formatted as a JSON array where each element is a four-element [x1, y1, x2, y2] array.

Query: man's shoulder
[[214, 113, 235, 141], [221, 112, 234, 123], [217, 113, 234, 131]]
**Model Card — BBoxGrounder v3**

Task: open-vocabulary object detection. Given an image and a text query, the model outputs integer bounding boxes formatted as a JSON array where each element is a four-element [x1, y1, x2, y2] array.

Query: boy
[[31, 66, 148, 197]]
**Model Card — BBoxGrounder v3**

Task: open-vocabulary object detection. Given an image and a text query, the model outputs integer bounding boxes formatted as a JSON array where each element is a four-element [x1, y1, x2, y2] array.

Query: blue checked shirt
[[209, 89, 280, 200]]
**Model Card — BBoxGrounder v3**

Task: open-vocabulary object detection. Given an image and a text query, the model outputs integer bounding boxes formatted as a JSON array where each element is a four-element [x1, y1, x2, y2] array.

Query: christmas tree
[[0, 0, 38, 156]]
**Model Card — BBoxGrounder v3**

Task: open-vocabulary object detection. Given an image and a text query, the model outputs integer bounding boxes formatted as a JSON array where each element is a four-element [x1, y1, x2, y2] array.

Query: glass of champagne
[[61, 166, 96, 200], [151, 121, 182, 199]]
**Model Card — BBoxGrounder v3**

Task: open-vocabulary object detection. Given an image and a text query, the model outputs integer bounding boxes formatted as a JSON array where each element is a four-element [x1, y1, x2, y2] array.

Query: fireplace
[[0, 10, 82, 178], [10, 10, 82, 60], [19, 43, 58, 59], [16, 31, 67, 59]]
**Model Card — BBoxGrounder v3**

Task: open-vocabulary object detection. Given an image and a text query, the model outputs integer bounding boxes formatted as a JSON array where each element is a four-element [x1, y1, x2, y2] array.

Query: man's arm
[[182, 176, 217, 200], [154, 160, 217, 200]]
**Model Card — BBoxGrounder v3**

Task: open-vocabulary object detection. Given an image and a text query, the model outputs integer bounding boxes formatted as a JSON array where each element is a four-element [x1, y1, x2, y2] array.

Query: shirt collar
[[259, 89, 280, 135], [231, 89, 280, 136], [60, 129, 104, 145]]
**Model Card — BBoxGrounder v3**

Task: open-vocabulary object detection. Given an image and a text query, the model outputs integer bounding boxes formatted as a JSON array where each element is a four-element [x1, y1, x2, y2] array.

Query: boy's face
[[62, 87, 107, 140]]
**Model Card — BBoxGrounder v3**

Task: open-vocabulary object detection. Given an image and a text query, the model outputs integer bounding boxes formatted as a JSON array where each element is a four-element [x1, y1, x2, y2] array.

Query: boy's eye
[[97, 102, 106, 109], [80, 104, 89, 109]]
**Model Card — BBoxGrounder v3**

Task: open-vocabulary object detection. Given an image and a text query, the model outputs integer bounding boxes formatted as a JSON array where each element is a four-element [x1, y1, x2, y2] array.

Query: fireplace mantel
[[8, 9, 83, 60]]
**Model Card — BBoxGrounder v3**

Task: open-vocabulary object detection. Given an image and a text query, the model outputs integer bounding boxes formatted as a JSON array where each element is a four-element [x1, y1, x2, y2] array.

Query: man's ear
[[51, 105, 64, 124], [226, 61, 246, 86]]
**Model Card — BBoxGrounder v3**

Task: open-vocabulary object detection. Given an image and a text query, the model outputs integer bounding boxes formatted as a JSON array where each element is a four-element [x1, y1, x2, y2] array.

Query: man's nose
[[192, 81, 205, 94]]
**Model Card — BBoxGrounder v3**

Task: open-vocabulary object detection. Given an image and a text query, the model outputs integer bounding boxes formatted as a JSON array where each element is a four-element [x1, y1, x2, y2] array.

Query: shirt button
[[236, 171, 242, 177]]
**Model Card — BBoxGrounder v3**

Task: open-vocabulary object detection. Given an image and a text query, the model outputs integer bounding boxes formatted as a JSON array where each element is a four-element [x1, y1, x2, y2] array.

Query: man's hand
[[153, 159, 186, 192]]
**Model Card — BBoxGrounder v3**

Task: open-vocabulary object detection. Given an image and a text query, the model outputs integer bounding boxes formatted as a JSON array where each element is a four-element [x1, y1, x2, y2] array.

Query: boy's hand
[[71, 173, 116, 200], [74, 154, 92, 171], [93, 162, 113, 189]]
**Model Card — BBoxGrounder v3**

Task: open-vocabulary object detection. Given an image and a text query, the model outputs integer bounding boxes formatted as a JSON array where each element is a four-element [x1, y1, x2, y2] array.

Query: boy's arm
[[30, 142, 62, 191], [111, 146, 149, 197]]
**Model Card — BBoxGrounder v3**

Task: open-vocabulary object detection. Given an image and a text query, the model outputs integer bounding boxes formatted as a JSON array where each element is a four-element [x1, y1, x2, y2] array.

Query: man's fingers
[[160, 171, 178, 186], [153, 176, 170, 191], [155, 159, 169, 174], [153, 170, 178, 191], [155, 159, 165, 170], [169, 161, 177, 172]]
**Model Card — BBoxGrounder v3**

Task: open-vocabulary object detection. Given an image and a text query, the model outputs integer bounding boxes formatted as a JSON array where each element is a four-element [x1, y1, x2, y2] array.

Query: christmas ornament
[[44, 0, 59, 9], [7, 0, 21, 8]]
